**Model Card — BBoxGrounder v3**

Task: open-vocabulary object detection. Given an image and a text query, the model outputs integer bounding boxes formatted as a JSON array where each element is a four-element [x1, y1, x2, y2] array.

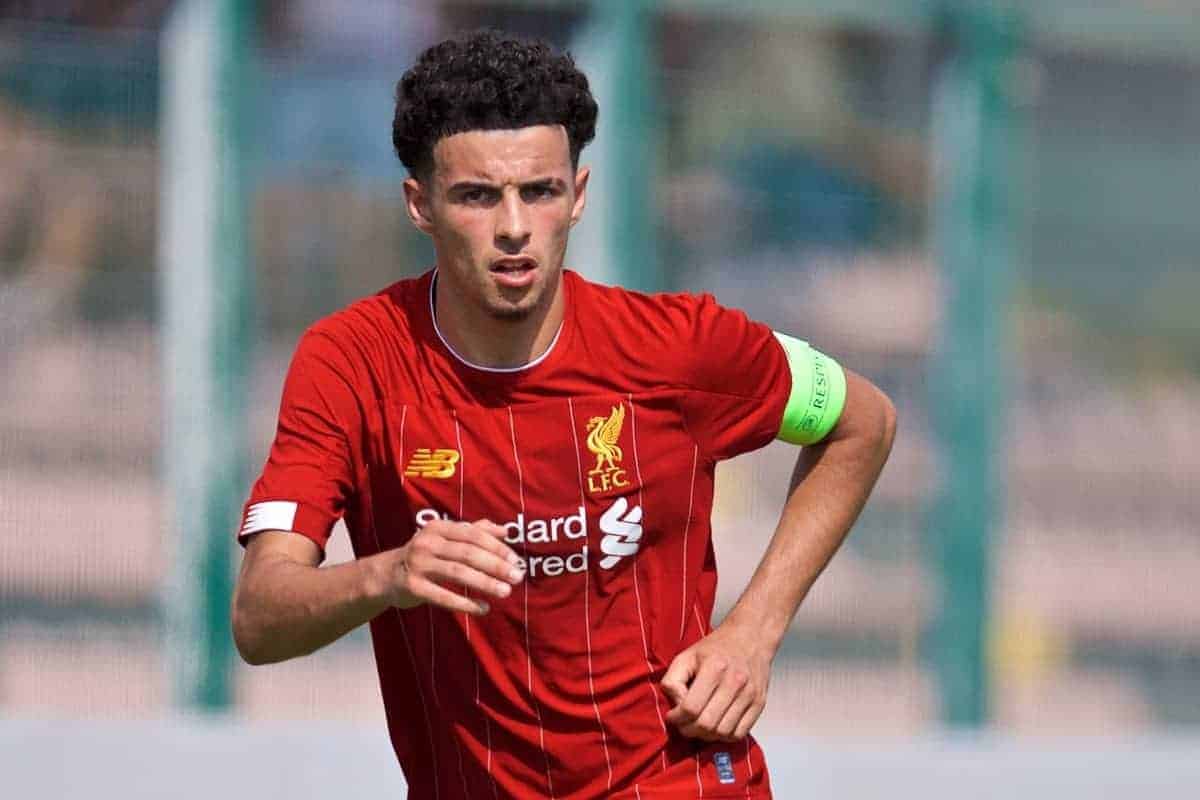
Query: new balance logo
[[404, 448, 460, 479], [599, 496, 643, 569]]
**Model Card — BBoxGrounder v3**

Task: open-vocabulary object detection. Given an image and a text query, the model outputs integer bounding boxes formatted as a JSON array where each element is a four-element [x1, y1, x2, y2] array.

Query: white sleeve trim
[[241, 501, 299, 536]]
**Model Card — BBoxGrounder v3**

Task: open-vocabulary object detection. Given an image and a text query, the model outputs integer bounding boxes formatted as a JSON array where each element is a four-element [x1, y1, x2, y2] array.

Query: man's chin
[[488, 304, 534, 321], [487, 286, 542, 320]]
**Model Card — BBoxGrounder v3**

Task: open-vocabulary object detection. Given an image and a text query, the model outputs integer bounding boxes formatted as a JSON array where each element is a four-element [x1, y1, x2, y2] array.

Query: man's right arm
[[231, 520, 526, 665]]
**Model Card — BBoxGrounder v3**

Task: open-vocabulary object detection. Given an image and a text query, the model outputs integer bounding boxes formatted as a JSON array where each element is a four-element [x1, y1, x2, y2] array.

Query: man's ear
[[569, 165, 590, 228], [403, 177, 435, 234]]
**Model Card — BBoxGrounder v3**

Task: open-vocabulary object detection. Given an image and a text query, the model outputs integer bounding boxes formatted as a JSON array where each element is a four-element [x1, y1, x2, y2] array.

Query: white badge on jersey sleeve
[[241, 501, 299, 537]]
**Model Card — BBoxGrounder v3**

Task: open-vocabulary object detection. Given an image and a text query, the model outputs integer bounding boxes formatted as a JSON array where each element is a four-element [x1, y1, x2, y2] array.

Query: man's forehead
[[432, 125, 573, 184]]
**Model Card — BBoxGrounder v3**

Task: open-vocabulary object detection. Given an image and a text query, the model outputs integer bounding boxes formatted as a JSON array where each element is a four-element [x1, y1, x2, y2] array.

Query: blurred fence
[[2, 0, 1199, 751]]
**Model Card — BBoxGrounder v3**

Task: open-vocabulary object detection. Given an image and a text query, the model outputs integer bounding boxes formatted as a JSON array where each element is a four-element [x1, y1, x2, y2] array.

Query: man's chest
[[359, 392, 704, 568]]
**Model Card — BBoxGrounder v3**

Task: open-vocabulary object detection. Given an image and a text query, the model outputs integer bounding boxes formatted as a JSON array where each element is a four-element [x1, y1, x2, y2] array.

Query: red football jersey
[[241, 270, 792, 799]]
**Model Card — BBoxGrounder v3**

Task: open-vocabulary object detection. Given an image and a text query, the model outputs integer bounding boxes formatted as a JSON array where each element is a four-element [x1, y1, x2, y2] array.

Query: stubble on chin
[[488, 303, 534, 322], [486, 282, 548, 322]]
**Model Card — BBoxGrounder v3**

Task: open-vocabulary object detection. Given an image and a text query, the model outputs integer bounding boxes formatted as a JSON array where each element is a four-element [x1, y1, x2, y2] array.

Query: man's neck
[[432, 273, 565, 370]]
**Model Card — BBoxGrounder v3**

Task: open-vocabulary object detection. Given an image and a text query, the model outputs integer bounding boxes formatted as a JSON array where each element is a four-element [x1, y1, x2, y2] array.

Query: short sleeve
[[239, 330, 361, 554], [675, 294, 792, 462]]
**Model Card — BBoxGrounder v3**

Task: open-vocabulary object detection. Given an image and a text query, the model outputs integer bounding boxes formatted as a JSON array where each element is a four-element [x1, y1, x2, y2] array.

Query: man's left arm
[[662, 367, 897, 741]]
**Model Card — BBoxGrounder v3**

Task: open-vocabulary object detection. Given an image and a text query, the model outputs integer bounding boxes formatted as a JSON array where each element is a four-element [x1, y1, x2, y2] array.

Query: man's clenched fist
[[661, 623, 771, 742]]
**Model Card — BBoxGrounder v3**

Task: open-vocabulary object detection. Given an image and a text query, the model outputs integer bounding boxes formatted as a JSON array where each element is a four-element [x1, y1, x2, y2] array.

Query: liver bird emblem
[[586, 404, 625, 474]]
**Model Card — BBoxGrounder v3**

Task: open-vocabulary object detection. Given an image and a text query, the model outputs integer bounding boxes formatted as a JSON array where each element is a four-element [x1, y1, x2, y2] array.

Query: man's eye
[[523, 185, 555, 201]]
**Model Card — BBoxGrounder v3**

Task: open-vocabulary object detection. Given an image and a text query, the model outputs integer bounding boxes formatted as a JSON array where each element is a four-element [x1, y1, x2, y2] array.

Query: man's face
[[404, 125, 588, 322]]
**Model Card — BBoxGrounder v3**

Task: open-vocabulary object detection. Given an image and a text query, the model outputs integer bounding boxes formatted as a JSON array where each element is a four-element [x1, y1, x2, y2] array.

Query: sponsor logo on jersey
[[585, 404, 631, 494], [416, 506, 591, 579], [417, 506, 588, 545], [414, 495, 645, 577], [599, 496, 642, 569], [404, 448, 460, 479]]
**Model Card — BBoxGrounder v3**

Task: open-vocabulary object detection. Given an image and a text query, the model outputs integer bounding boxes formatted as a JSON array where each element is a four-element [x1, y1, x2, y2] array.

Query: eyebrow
[[447, 177, 566, 193]]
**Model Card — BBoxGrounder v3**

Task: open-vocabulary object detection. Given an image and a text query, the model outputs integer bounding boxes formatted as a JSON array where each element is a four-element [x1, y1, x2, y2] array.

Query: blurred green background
[[2, 1, 1199, 785]]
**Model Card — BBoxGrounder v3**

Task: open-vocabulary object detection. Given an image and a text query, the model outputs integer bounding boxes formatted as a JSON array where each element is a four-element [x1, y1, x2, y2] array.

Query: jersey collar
[[428, 269, 566, 374]]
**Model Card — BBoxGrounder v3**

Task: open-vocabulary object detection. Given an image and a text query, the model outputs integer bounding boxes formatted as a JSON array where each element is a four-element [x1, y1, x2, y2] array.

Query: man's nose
[[495, 191, 531, 251]]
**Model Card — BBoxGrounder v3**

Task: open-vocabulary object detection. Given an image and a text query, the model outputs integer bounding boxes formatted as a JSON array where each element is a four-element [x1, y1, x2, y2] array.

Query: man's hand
[[233, 520, 524, 665], [657, 368, 895, 741], [661, 622, 771, 742], [385, 519, 526, 616]]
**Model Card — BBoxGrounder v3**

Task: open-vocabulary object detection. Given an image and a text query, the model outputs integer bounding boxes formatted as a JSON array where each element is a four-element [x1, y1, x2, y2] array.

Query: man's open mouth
[[490, 258, 536, 273]]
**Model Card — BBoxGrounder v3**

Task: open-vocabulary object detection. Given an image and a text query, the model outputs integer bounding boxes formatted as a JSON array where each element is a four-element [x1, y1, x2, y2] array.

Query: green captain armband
[[773, 332, 847, 445]]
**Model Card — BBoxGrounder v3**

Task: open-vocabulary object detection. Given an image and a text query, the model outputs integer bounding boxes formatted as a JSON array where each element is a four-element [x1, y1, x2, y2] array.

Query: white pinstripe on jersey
[[625, 394, 671, 773], [450, 413, 473, 800], [456, 415, 501, 800], [427, 606, 440, 710], [379, 407, 441, 800], [744, 737, 754, 798], [693, 585, 712, 794], [398, 405, 407, 486], [508, 407, 556, 799], [567, 397, 615, 792], [396, 613, 441, 800], [680, 446, 699, 640]]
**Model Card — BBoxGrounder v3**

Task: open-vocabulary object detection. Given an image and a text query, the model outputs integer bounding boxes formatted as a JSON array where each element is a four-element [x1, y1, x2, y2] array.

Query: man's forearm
[[723, 373, 896, 654], [232, 550, 395, 665], [232, 520, 523, 665]]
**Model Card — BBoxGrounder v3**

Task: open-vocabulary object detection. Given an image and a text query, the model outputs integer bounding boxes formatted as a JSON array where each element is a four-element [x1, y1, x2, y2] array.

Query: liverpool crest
[[585, 404, 631, 494]]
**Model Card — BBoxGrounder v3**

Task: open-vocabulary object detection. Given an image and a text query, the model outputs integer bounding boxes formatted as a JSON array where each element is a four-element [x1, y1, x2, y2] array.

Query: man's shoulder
[[304, 271, 430, 354], [568, 270, 714, 330], [566, 272, 731, 388]]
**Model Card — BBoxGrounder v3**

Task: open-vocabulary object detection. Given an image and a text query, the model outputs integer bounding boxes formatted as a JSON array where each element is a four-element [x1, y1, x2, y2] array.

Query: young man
[[233, 30, 895, 800]]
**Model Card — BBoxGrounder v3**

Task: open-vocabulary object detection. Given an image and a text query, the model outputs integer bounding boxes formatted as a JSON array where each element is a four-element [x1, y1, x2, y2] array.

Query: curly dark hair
[[392, 29, 598, 180]]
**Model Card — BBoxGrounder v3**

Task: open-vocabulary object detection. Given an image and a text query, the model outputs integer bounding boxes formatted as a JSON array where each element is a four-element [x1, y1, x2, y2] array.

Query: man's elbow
[[231, 594, 276, 666], [231, 610, 262, 666], [876, 389, 898, 457], [861, 382, 897, 470], [841, 370, 897, 458]]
